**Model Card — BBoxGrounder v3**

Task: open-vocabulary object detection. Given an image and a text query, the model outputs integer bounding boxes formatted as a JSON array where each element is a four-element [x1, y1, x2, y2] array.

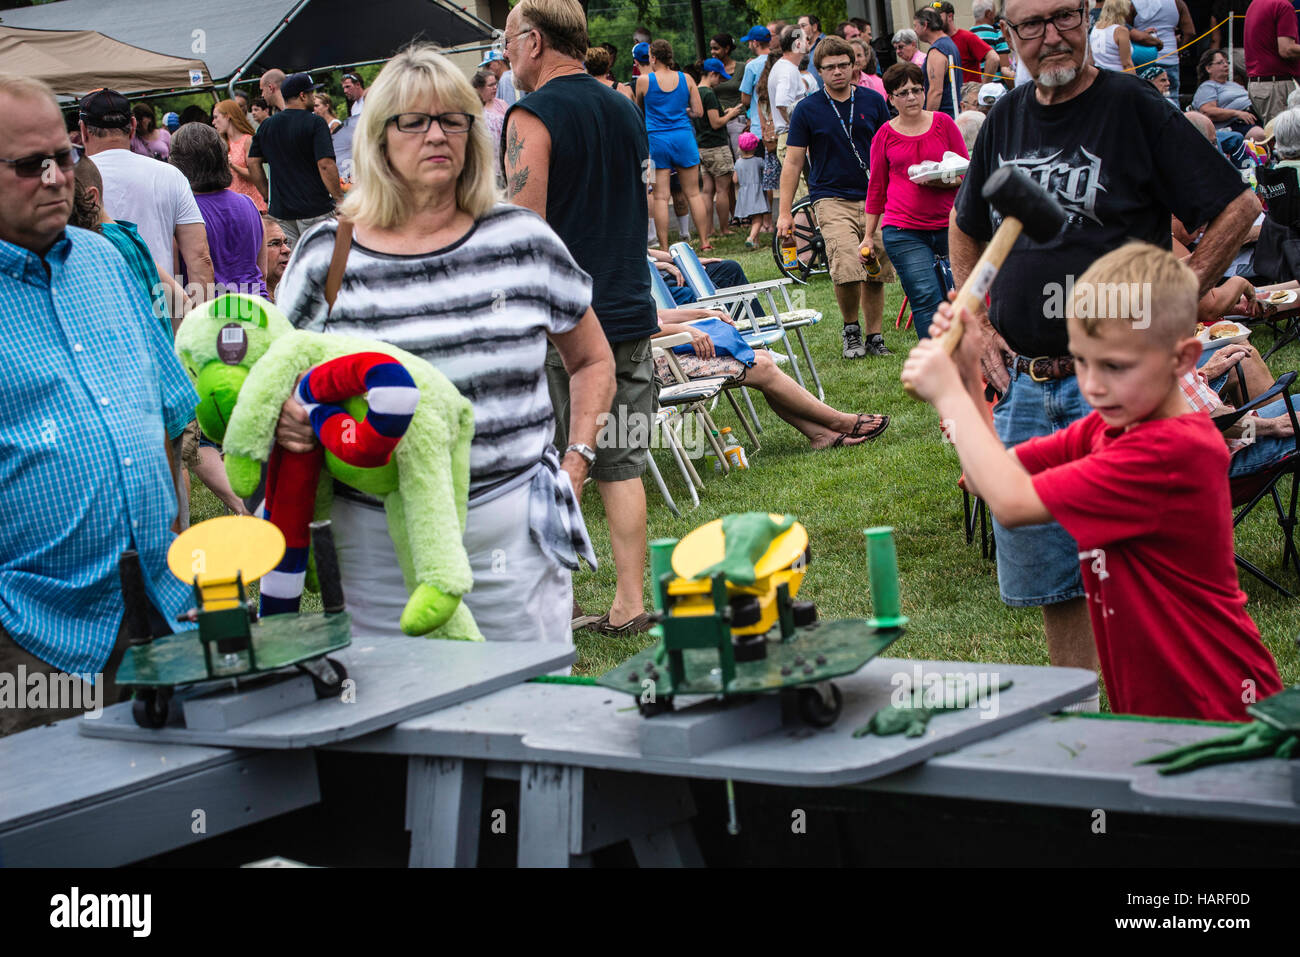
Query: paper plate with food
[[1195, 320, 1251, 347], [908, 151, 969, 184], [1254, 288, 1298, 307]]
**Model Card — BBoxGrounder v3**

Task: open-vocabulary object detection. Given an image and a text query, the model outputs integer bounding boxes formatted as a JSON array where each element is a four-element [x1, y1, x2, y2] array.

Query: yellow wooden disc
[[167, 515, 286, 585], [672, 514, 808, 582]]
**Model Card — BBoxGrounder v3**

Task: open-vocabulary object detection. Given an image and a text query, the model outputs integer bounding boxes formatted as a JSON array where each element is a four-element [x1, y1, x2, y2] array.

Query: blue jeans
[[990, 368, 1092, 607], [882, 225, 949, 341], [1230, 398, 1296, 477]]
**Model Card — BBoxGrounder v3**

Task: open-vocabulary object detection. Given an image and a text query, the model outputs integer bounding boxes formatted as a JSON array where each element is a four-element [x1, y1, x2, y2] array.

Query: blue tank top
[[645, 71, 692, 134]]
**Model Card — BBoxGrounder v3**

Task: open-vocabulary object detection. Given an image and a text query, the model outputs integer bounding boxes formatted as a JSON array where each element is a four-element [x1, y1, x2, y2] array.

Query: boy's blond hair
[[1069, 241, 1198, 343]]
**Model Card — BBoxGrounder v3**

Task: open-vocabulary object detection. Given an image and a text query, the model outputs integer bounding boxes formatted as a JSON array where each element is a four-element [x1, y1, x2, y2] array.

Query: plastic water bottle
[[718, 427, 748, 471]]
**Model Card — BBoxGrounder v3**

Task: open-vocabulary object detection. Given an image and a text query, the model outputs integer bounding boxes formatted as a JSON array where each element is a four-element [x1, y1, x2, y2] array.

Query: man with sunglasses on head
[[0, 75, 198, 736], [342, 71, 366, 117], [948, 0, 1259, 695], [247, 72, 344, 247]]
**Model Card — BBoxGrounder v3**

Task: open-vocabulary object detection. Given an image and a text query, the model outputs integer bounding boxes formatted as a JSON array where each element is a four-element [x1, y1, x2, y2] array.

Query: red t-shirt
[[1245, 0, 1300, 80], [950, 29, 993, 81], [1015, 411, 1282, 721]]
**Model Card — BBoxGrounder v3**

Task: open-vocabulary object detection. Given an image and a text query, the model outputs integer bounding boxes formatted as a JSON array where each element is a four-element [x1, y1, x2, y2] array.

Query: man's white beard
[[1038, 63, 1078, 87], [1036, 42, 1080, 88]]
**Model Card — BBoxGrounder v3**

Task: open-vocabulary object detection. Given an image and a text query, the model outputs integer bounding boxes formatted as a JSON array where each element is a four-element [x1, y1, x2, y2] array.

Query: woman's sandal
[[586, 611, 655, 636], [850, 413, 890, 440]]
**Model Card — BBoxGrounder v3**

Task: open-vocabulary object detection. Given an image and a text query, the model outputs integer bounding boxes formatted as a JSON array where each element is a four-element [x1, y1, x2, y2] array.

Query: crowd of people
[[1, 0, 1299, 737]]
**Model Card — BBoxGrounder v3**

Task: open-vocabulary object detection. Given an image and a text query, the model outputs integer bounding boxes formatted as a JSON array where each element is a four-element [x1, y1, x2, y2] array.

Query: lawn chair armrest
[[651, 332, 693, 350]]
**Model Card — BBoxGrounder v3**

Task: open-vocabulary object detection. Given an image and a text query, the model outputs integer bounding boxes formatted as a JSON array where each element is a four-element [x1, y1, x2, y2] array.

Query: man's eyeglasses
[[821, 61, 854, 73], [387, 112, 475, 135], [890, 87, 925, 99], [266, 238, 291, 249], [1002, 5, 1085, 40], [492, 27, 533, 58], [343, 73, 363, 84], [0, 148, 76, 179]]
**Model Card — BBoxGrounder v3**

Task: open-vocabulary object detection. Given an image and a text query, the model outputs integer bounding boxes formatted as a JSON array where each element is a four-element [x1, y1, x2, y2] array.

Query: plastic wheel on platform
[[771, 197, 829, 284], [132, 687, 172, 729], [796, 682, 843, 728], [639, 694, 675, 718], [301, 656, 348, 699]]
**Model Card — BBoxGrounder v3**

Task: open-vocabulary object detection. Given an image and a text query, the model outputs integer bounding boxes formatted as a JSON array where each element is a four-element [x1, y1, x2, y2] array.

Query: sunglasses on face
[[0, 148, 77, 179]]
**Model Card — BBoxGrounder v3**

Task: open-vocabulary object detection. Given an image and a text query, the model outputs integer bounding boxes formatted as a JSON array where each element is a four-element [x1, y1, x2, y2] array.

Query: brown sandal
[[585, 612, 655, 636]]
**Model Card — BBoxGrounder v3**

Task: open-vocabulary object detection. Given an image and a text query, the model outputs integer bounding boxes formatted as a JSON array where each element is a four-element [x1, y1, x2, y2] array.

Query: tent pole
[[225, 0, 313, 99], [691, 0, 706, 62]]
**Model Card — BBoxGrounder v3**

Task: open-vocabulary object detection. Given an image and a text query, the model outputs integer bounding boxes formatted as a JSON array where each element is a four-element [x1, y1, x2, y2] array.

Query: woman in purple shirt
[[169, 123, 266, 298]]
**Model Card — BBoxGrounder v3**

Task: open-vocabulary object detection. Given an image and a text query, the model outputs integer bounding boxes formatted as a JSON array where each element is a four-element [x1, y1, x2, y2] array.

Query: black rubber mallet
[[905, 165, 1068, 398]]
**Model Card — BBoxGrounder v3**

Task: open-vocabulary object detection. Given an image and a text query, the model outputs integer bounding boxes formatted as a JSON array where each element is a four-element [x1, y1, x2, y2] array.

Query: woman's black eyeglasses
[[387, 112, 475, 135], [0, 148, 77, 179]]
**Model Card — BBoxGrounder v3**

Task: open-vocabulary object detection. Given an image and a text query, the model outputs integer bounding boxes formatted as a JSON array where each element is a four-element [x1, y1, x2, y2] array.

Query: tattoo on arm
[[505, 125, 524, 169], [508, 166, 530, 198]]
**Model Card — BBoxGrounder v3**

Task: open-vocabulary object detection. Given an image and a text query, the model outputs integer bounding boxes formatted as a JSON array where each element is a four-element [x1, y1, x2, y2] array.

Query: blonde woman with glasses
[[273, 44, 615, 647]]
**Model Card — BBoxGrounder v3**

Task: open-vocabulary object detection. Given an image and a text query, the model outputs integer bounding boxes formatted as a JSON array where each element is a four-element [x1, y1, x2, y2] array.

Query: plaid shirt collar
[[0, 230, 71, 285]]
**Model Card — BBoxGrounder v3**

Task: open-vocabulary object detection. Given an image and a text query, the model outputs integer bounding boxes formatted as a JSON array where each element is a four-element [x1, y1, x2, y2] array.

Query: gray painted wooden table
[[79, 637, 574, 748], [339, 658, 1097, 867], [860, 712, 1300, 824], [0, 718, 318, 866]]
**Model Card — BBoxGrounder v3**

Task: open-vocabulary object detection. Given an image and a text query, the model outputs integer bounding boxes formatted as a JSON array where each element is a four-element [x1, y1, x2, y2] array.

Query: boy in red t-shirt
[[902, 242, 1282, 720]]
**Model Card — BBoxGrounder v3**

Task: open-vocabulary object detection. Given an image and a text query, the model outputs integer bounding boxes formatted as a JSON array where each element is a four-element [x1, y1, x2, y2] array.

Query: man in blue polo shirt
[[776, 35, 893, 359], [738, 25, 773, 142], [0, 76, 196, 736]]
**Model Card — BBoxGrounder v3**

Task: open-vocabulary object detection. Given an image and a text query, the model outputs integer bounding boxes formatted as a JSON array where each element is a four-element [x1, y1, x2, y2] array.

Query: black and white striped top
[[277, 204, 592, 495]]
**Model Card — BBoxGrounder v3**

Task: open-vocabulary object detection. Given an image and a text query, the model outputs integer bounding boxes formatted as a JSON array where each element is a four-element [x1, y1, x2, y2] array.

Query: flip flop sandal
[[588, 612, 655, 636], [822, 432, 868, 450], [571, 599, 602, 630], [851, 414, 890, 440]]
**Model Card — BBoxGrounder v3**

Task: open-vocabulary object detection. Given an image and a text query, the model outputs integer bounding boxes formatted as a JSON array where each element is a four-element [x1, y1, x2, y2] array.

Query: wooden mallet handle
[[903, 218, 1023, 399], [903, 165, 1068, 399]]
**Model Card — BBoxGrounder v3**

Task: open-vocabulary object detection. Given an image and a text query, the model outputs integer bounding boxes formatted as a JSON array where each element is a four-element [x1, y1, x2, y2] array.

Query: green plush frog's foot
[[400, 584, 461, 636], [226, 453, 263, 498], [426, 602, 485, 642]]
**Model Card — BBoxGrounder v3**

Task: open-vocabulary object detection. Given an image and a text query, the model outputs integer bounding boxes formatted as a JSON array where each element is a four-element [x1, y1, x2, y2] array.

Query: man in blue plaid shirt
[[0, 76, 197, 736]]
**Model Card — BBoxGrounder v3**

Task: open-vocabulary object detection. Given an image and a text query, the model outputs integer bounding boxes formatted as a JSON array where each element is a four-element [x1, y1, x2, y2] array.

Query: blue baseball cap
[[739, 25, 771, 43], [163, 111, 180, 131], [633, 42, 650, 63], [701, 57, 732, 80], [480, 50, 505, 67]]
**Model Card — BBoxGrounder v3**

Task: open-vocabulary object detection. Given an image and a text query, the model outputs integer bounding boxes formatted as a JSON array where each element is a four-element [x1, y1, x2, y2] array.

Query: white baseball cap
[[978, 83, 1005, 106]]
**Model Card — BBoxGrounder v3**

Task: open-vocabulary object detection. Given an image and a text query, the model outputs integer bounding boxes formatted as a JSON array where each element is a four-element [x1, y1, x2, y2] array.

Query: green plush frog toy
[[174, 294, 482, 641]]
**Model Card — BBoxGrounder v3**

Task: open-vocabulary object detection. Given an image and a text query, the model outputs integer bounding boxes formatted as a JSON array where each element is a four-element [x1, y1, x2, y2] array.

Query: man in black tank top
[[504, 0, 658, 636]]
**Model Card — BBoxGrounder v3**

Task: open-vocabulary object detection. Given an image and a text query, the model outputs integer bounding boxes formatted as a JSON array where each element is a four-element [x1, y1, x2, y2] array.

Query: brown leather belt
[[1006, 353, 1075, 381]]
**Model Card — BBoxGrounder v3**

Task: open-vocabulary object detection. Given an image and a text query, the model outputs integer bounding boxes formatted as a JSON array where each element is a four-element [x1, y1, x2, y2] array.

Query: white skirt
[[328, 481, 573, 648]]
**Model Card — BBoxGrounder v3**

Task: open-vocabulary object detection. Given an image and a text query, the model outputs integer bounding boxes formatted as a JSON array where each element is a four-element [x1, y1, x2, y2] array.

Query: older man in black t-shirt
[[247, 72, 344, 246], [504, 0, 658, 636], [950, 0, 1259, 683]]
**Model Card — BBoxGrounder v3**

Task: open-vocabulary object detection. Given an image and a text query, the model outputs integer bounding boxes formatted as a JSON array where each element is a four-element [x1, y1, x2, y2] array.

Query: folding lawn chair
[[1213, 371, 1300, 596], [667, 242, 825, 401], [648, 260, 764, 450]]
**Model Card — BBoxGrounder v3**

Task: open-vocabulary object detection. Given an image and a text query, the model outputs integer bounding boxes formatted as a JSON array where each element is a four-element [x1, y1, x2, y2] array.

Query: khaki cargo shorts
[[813, 196, 895, 286]]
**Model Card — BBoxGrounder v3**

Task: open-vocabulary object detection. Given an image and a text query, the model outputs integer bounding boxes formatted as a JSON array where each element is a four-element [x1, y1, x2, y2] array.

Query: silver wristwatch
[[564, 443, 597, 466]]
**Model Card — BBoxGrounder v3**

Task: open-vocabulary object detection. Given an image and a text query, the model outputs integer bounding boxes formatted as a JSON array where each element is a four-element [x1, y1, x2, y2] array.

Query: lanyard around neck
[[824, 85, 868, 177]]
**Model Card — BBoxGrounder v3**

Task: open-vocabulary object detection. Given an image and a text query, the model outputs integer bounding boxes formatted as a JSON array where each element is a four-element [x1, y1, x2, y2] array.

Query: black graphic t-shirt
[[954, 69, 1248, 357]]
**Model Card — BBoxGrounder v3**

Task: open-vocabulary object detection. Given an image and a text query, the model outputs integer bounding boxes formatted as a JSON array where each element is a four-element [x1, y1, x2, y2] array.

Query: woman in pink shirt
[[863, 61, 967, 340], [212, 99, 266, 212], [850, 39, 886, 98]]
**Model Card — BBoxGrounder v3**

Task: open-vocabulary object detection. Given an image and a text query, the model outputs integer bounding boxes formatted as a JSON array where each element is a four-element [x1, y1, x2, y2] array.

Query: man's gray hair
[[972, 0, 995, 20], [0, 74, 60, 110], [1287, 88, 1300, 110], [1274, 108, 1300, 159], [892, 28, 918, 46]]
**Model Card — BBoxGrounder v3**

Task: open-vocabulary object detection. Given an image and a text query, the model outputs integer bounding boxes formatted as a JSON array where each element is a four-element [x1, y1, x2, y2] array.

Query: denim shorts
[[990, 366, 1092, 607]]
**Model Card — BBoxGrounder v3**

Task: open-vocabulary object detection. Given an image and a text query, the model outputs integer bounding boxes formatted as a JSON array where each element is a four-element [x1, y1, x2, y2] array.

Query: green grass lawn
[[189, 227, 1300, 703]]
